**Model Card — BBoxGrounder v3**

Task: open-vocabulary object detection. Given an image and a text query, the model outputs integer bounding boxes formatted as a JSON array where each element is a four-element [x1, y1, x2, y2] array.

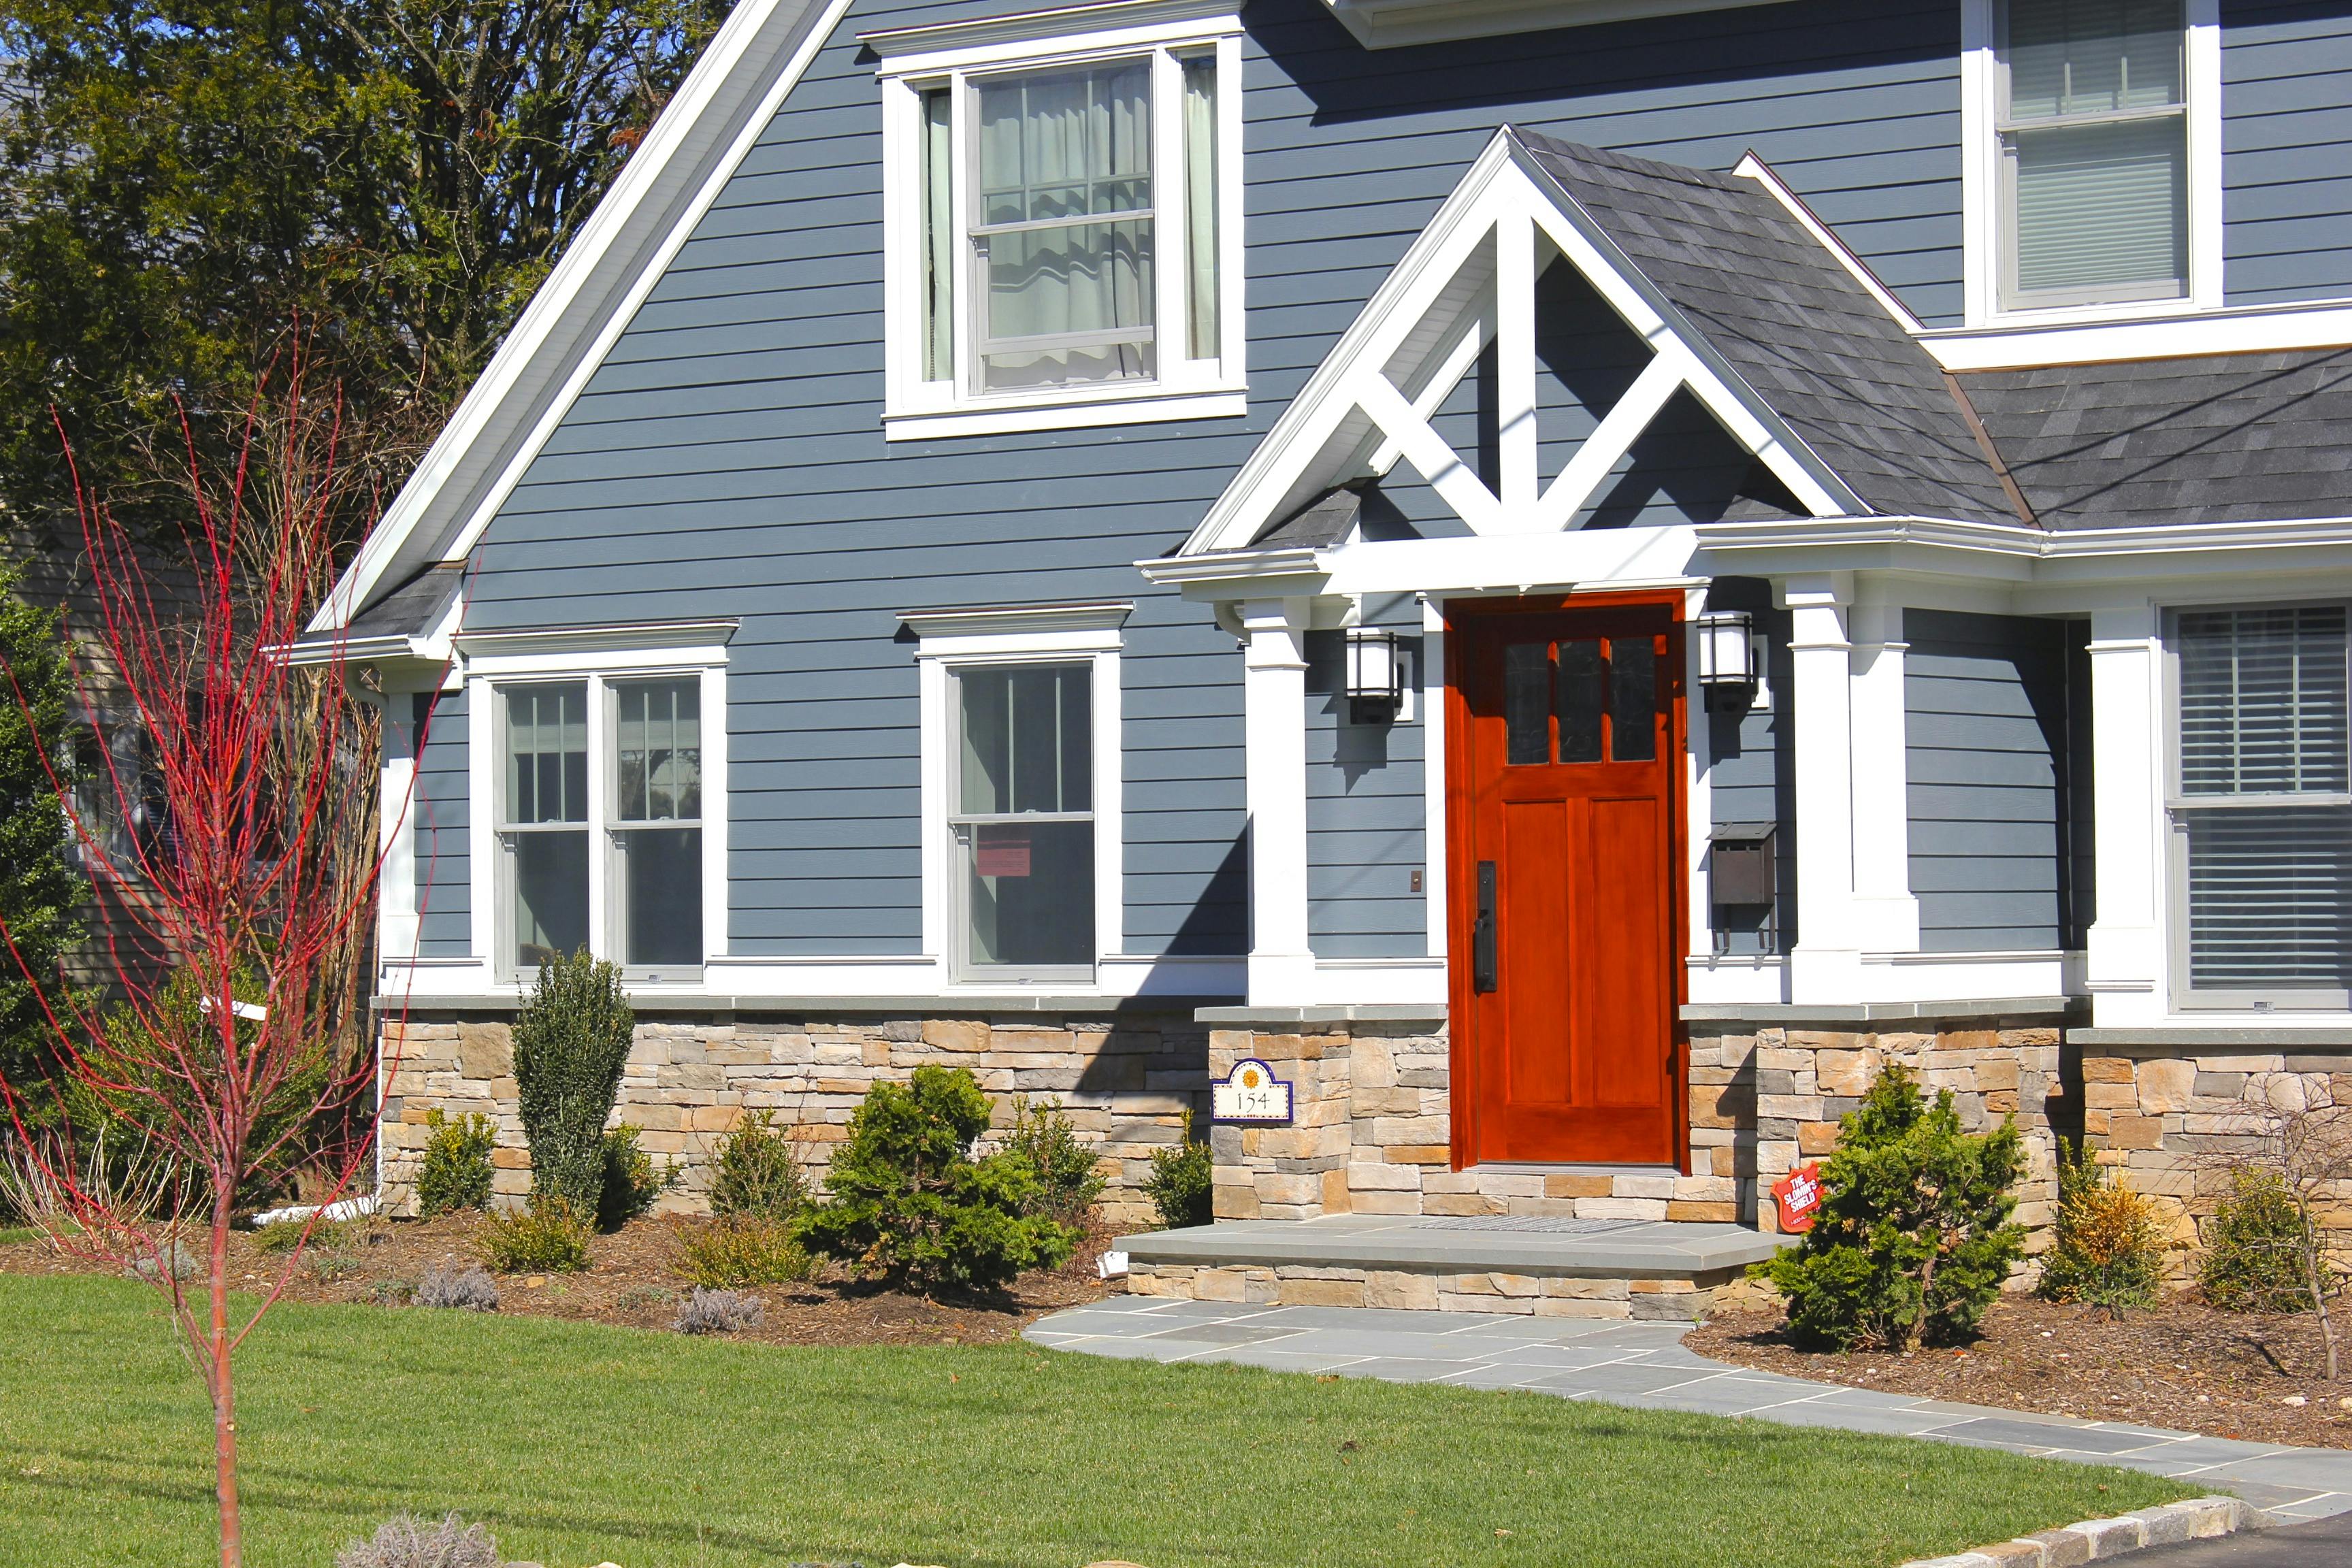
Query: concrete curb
[[1898, 1497, 2265, 1567]]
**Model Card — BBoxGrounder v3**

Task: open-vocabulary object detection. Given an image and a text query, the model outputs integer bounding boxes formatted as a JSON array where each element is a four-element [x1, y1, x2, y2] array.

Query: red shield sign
[[1771, 1162, 1824, 1232]]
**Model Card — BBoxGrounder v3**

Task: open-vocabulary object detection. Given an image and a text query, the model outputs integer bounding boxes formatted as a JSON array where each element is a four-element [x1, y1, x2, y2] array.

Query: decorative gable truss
[[1180, 128, 1865, 556]]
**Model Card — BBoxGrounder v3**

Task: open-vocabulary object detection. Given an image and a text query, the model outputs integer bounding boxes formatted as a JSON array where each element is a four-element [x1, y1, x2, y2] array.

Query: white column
[[1785, 574, 1861, 1002], [1847, 599, 1920, 952], [2086, 602, 2165, 1025], [1241, 598, 1316, 1005]]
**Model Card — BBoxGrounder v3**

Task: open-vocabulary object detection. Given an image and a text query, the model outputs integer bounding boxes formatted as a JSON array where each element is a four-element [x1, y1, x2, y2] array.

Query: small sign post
[[1211, 1058, 1294, 1124], [1771, 1162, 1825, 1232]]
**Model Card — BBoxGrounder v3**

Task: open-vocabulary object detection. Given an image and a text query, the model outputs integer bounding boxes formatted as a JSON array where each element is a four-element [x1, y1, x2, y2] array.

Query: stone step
[[1115, 1215, 1797, 1320]]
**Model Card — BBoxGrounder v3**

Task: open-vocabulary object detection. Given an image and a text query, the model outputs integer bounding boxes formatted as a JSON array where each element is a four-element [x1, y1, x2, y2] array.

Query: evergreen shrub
[[1758, 1064, 2025, 1350], [2200, 1169, 2315, 1313], [510, 951, 635, 1220], [416, 1109, 496, 1218], [707, 1109, 810, 1220], [796, 1065, 1077, 1292], [476, 1196, 592, 1273], [598, 1124, 676, 1230], [1002, 1094, 1105, 1230], [2038, 1142, 2164, 1312], [1143, 1109, 1213, 1229], [675, 1215, 813, 1288]]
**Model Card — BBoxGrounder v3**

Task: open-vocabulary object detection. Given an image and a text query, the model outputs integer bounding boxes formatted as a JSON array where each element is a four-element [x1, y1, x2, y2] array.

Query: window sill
[[1972, 293, 2204, 332], [883, 386, 1247, 441]]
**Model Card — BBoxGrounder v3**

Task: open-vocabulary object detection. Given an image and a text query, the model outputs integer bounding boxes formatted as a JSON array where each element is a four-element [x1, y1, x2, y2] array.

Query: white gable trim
[[314, 0, 853, 632], [1178, 129, 1859, 559]]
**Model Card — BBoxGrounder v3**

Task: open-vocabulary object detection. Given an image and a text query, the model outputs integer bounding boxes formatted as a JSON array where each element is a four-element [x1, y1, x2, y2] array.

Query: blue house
[[318, 0, 2352, 1312]]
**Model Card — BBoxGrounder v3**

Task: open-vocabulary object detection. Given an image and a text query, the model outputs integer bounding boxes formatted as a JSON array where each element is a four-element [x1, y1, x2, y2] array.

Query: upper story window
[[1967, 0, 2216, 324], [874, 5, 1244, 439], [2169, 606, 2352, 1007]]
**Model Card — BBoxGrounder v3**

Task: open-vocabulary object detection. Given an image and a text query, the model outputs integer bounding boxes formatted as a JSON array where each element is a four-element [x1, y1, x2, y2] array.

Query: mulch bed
[[1690, 1294, 2352, 1450], [0, 1212, 1112, 1348]]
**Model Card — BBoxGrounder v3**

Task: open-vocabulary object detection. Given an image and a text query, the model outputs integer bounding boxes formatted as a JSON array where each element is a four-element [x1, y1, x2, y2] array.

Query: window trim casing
[[876, 14, 1246, 440], [1961, 0, 2221, 329], [465, 639, 729, 987], [903, 603, 1128, 986], [2161, 600, 2352, 1013]]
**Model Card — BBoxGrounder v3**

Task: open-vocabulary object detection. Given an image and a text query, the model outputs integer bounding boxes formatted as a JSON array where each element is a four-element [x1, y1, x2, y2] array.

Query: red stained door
[[1450, 600, 1683, 1168]]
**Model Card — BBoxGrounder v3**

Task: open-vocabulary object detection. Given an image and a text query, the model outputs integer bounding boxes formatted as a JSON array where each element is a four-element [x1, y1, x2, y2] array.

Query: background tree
[[0, 0, 732, 540], [0, 365, 406, 1568], [0, 564, 78, 1129]]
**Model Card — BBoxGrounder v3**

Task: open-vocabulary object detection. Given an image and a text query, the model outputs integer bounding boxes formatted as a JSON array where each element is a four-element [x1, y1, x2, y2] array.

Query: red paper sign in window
[[1772, 1162, 1824, 1232], [974, 826, 1031, 879]]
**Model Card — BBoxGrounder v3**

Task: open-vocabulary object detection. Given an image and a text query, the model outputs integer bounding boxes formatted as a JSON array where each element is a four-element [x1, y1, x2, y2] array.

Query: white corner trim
[[884, 389, 1247, 441], [1922, 296, 2352, 370], [314, 0, 854, 633], [862, 0, 1239, 70], [1732, 154, 1923, 335]]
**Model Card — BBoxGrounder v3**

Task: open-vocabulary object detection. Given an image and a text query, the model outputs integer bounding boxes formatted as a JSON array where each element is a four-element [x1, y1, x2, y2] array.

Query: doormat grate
[[1409, 1216, 1650, 1235]]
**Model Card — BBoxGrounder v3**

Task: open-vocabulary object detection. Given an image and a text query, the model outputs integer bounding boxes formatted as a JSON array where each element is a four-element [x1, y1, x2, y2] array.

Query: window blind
[[2176, 607, 2352, 993]]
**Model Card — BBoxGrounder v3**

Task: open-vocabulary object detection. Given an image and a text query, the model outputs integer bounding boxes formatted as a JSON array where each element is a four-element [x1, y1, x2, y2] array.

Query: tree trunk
[[208, 1190, 244, 1568], [2306, 1222, 2340, 1383]]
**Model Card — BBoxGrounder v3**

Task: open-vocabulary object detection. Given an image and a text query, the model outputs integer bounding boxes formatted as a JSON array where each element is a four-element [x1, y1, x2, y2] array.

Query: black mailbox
[[1709, 821, 1777, 908]]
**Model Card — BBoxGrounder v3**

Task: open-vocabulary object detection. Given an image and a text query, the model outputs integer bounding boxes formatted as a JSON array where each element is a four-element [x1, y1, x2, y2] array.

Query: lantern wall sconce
[[1345, 627, 1407, 723], [1695, 610, 1767, 713]]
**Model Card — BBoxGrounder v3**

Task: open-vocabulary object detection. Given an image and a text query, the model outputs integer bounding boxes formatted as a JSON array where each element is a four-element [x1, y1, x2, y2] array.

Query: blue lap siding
[[410, 689, 471, 957]]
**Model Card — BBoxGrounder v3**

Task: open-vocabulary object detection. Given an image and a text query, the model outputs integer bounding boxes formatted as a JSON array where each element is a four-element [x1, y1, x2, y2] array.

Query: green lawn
[[1, 1273, 2187, 1568]]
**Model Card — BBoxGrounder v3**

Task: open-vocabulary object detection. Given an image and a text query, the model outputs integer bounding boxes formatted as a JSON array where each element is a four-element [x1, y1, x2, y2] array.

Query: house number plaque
[[1211, 1058, 1294, 1124]]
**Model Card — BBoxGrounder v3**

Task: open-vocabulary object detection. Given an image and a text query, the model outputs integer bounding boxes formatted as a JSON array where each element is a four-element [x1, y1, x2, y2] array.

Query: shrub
[[415, 1262, 501, 1311], [2038, 1143, 2164, 1313], [510, 950, 636, 1218], [1757, 1064, 2025, 1350], [333, 1512, 501, 1568], [1143, 1109, 1213, 1229], [598, 1124, 676, 1230], [1002, 1095, 1106, 1230], [131, 1239, 201, 1281], [476, 1196, 592, 1274], [416, 1109, 496, 1218], [674, 1285, 765, 1335], [707, 1109, 811, 1220], [2201, 1169, 2316, 1313], [253, 1216, 352, 1254], [796, 1065, 1078, 1292], [675, 1215, 814, 1289]]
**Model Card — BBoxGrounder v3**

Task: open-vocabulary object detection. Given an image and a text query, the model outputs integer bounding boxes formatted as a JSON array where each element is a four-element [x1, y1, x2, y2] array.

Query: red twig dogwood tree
[[0, 362, 417, 1568]]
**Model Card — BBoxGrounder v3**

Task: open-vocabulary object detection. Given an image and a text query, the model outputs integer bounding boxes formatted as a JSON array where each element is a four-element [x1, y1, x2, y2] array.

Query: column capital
[[1237, 597, 1312, 671]]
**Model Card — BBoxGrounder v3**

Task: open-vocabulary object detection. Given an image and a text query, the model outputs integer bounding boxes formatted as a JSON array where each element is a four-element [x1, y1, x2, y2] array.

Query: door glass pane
[[514, 830, 589, 969], [506, 684, 587, 824], [1609, 636, 1658, 762], [958, 664, 1090, 814], [615, 679, 702, 822], [1558, 639, 1605, 763], [965, 819, 1094, 965], [621, 826, 703, 967], [1503, 642, 1551, 765]]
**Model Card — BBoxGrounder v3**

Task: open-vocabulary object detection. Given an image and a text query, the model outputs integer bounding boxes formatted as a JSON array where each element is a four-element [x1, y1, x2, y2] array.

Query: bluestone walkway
[[1026, 1295, 2352, 1523]]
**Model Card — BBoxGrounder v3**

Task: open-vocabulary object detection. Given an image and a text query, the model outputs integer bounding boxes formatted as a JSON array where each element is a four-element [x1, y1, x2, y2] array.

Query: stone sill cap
[[2070, 1024, 2352, 1049], [1681, 997, 2080, 1026], [1194, 1003, 1450, 1025], [374, 992, 1239, 1017]]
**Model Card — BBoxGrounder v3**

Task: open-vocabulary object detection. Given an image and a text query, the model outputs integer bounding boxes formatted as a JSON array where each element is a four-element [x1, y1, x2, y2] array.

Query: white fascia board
[[1731, 154, 1924, 336], [1322, 0, 1781, 50], [1922, 297, 2352, 372], [312, 0, 851, 633]]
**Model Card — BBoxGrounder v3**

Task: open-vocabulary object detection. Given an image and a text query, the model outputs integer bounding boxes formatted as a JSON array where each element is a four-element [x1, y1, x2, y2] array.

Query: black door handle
[[1473, 860, 1497, 994]]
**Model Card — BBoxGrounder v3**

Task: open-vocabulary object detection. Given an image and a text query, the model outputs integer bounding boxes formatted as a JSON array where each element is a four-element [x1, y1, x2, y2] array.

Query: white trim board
[[314, 0, 853, 632]]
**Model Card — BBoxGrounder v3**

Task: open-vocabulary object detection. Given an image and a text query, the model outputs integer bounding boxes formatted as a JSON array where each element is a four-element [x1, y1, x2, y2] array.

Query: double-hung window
[[952, 663, 1095, 973], [494, 670, 713, 979], [2170, 606, 2352, 1006], [875, 7, 1243, 436], [1991, 0, 2194, 312]]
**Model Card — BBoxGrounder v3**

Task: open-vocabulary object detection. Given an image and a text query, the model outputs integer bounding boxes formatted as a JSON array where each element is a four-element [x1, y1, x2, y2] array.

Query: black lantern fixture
[[1345, 627, 1405, 723], [1695, 610, 1761, 712]]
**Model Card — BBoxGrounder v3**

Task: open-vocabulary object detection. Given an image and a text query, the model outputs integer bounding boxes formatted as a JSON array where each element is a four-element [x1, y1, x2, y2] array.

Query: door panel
[[1451, 600, 1683, 1169]]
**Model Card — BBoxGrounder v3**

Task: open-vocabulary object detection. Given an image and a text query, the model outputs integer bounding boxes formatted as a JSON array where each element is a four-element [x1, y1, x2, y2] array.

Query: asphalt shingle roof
[[1958, 350, 2352, 530]]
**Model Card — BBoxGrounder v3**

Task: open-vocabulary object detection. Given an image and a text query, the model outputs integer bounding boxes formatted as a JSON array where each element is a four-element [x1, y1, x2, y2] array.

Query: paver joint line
[[1032, 1303, 2352, 1523]]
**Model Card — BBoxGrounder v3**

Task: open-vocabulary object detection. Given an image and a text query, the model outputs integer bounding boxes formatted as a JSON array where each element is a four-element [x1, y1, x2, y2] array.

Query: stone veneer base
[[1123, 1258, 1769, 1319]]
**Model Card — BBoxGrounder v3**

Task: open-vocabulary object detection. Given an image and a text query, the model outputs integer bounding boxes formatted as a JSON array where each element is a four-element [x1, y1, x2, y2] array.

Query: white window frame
[[2161, 600, 2352, 1013], [464, 633, 730, 987], [901, 603, 1128, 985], [874, 3, 1247, 440], [1961, 0, 2221, 328]]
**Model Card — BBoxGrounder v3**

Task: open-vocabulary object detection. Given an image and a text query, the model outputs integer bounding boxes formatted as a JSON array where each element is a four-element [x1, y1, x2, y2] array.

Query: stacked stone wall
[[378, 1010, 1206, 1231]]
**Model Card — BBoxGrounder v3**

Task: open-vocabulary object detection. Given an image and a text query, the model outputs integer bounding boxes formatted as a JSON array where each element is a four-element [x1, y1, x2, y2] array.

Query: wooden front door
[[1449, 598, 1684, 1168]]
